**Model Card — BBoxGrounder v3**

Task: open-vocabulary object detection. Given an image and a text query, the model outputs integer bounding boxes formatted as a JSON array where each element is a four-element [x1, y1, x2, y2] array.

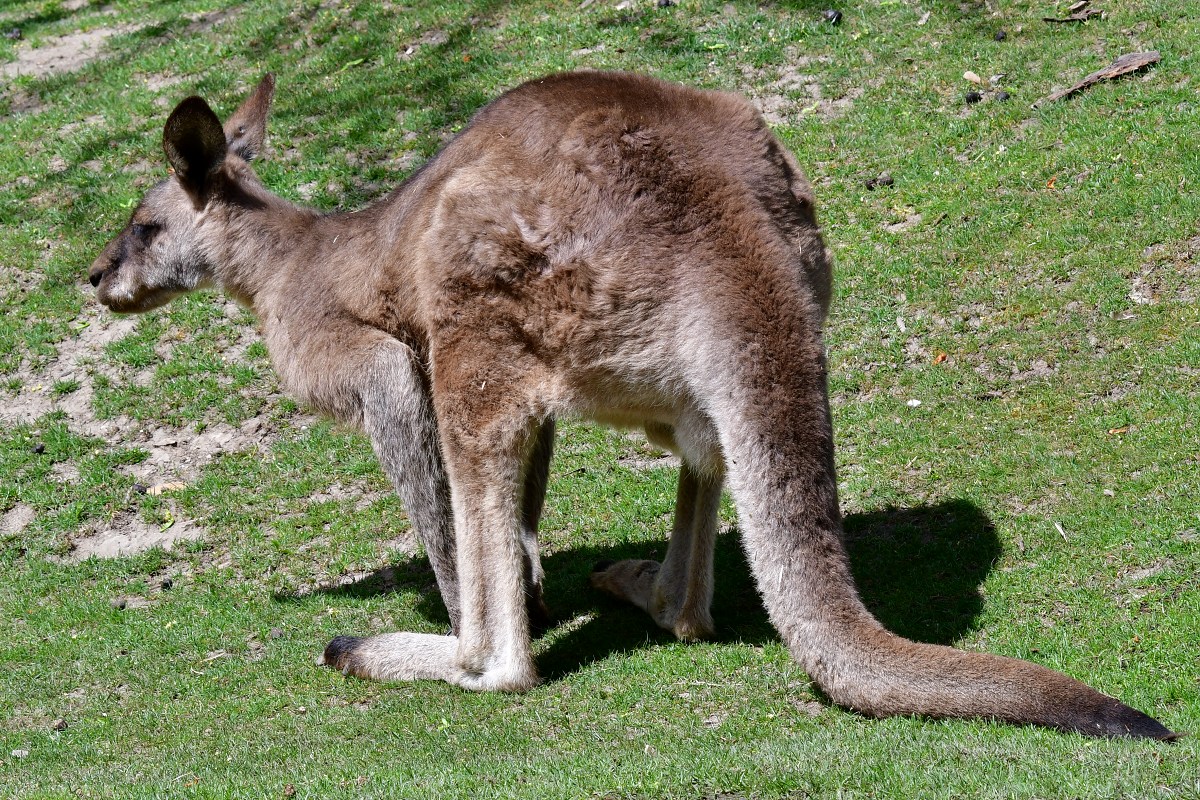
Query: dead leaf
[[791, 698, 823, 716], [964, 70, 982, 84], [146, 481, 186, 496], [1034, 51, 1160, 107]]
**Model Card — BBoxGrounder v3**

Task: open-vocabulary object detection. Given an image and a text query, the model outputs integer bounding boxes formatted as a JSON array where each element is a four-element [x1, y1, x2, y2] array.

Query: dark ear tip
[[164, 96, 223, 145], [256, 73, 276, 102]]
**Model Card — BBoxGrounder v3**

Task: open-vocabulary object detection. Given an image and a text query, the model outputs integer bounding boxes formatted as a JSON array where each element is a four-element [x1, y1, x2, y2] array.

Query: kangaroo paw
[[670, 608, 715, 643], [319, 635, 365, 673], [589, 559, 715, 641]]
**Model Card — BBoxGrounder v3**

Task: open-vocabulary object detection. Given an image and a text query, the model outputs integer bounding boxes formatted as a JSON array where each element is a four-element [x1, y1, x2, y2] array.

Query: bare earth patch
[[3, 303, 312, 559], [2, 7, 240, 84], [2, 303, 297, 484], [1, 503, 35, 536], [740, 53, 862, 126], [1136, 232, 1200, 304], [62, 510, 203, 562], [1, 24, 142, 80]]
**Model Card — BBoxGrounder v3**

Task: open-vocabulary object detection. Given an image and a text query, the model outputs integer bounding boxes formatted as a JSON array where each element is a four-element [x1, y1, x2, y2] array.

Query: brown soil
[[2, 301, 310, 560], [1, 24, 142, 81]]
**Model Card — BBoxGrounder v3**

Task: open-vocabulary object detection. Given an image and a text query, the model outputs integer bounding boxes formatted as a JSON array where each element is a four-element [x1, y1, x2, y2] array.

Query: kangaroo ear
[[163, 96, 227, 200], [223, 74, 275, 162]]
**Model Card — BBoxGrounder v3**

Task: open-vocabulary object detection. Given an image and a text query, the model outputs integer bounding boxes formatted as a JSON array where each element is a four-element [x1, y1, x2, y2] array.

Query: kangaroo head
[[89, 75, 276, 313]]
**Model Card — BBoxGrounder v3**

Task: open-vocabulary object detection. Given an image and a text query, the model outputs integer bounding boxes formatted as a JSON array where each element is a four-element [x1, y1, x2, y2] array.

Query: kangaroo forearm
[[360, 343, 460, 631]]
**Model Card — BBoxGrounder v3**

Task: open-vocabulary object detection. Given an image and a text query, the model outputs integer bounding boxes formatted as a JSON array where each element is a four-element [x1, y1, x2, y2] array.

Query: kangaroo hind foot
[[319, 632, 461, 684], [590, 460, 721, 642], [590, 559, 715, 641]]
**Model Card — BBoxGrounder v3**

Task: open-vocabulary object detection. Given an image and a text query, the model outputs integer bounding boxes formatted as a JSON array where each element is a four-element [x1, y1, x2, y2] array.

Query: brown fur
[[89, 71, 1176, 738]]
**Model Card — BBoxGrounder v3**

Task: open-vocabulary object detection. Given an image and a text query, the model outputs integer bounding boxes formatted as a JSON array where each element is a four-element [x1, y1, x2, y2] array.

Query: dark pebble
[[657, 0, 674, 6], [866, 172, 893, 190], [133, 483, 148, 494], [161, 577, 174, 591], [965, 91, 983, 104], [994, 30, 1007, 41], [822, 9, 842, 25], [51, 718, 68, 731], [32, 443, 45, 454], [996, 90, 1011, 101], [4, 28, 21, 41]]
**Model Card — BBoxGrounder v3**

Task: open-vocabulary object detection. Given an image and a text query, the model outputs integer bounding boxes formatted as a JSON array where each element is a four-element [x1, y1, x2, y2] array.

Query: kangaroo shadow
[[288, 498, 1000, 681], [539, 497, 999, 679]]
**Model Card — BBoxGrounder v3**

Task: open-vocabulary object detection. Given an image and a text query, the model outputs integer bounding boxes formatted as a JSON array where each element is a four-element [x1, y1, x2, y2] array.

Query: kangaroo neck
[[210, 181, 323, 311], [216, 182, 428, 343]]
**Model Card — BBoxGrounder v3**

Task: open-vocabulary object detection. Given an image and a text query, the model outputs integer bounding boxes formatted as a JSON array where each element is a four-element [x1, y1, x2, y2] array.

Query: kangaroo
[[89, 71, 1176, 739]]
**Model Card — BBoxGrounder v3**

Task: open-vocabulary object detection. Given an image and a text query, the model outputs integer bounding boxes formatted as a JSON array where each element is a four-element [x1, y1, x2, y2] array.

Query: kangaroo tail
[[699, 264, 1176, 739]]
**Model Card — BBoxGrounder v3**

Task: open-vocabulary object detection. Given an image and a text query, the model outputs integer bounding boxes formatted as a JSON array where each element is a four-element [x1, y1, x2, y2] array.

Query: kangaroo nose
[[89, 268, 105, 288]]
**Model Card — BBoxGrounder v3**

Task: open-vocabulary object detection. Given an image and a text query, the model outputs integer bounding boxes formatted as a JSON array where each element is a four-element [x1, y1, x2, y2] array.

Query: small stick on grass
[[1033, 51, 1160, 107]]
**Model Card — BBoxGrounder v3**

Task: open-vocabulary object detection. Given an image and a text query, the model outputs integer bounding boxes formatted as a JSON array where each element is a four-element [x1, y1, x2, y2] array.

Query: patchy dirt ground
[[63, 509, 203, 561], [740, 52, 864, 126], [1, 7, 239, 82], [1, 303, 288, 480], [1, 300, 311, 561], [1, 24, 140, 80]]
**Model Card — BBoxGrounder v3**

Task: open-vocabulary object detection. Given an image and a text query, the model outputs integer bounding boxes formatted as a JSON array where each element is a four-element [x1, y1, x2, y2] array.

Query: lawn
[[1, 0, 1197, 797]]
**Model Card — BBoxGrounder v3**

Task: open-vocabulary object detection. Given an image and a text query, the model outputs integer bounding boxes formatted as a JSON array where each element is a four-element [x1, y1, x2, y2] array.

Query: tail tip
[[320, 635, 365, 673], [1070, 699, 1180, 741]]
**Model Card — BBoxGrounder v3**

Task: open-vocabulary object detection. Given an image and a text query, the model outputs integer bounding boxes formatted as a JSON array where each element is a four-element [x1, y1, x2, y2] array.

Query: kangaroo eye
[[130, 223, 159, 243]]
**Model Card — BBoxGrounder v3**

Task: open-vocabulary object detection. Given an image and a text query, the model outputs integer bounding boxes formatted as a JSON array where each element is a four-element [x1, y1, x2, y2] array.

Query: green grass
[[1, 0, 1198, 797]]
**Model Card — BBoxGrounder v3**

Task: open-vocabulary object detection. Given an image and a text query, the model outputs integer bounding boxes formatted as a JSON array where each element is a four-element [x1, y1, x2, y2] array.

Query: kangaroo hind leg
[[591, 460, 720, 641]]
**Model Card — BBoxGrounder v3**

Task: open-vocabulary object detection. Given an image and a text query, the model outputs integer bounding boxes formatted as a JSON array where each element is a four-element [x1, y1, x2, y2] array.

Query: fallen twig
[[1033, 51, 1160, 107], [1043, 9, 1102, 22], [1044, 0, 1102, 23]]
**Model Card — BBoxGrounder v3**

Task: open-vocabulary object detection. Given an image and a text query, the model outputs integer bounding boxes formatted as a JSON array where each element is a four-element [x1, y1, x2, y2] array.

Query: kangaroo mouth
[[94, 277, 179, 314]]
